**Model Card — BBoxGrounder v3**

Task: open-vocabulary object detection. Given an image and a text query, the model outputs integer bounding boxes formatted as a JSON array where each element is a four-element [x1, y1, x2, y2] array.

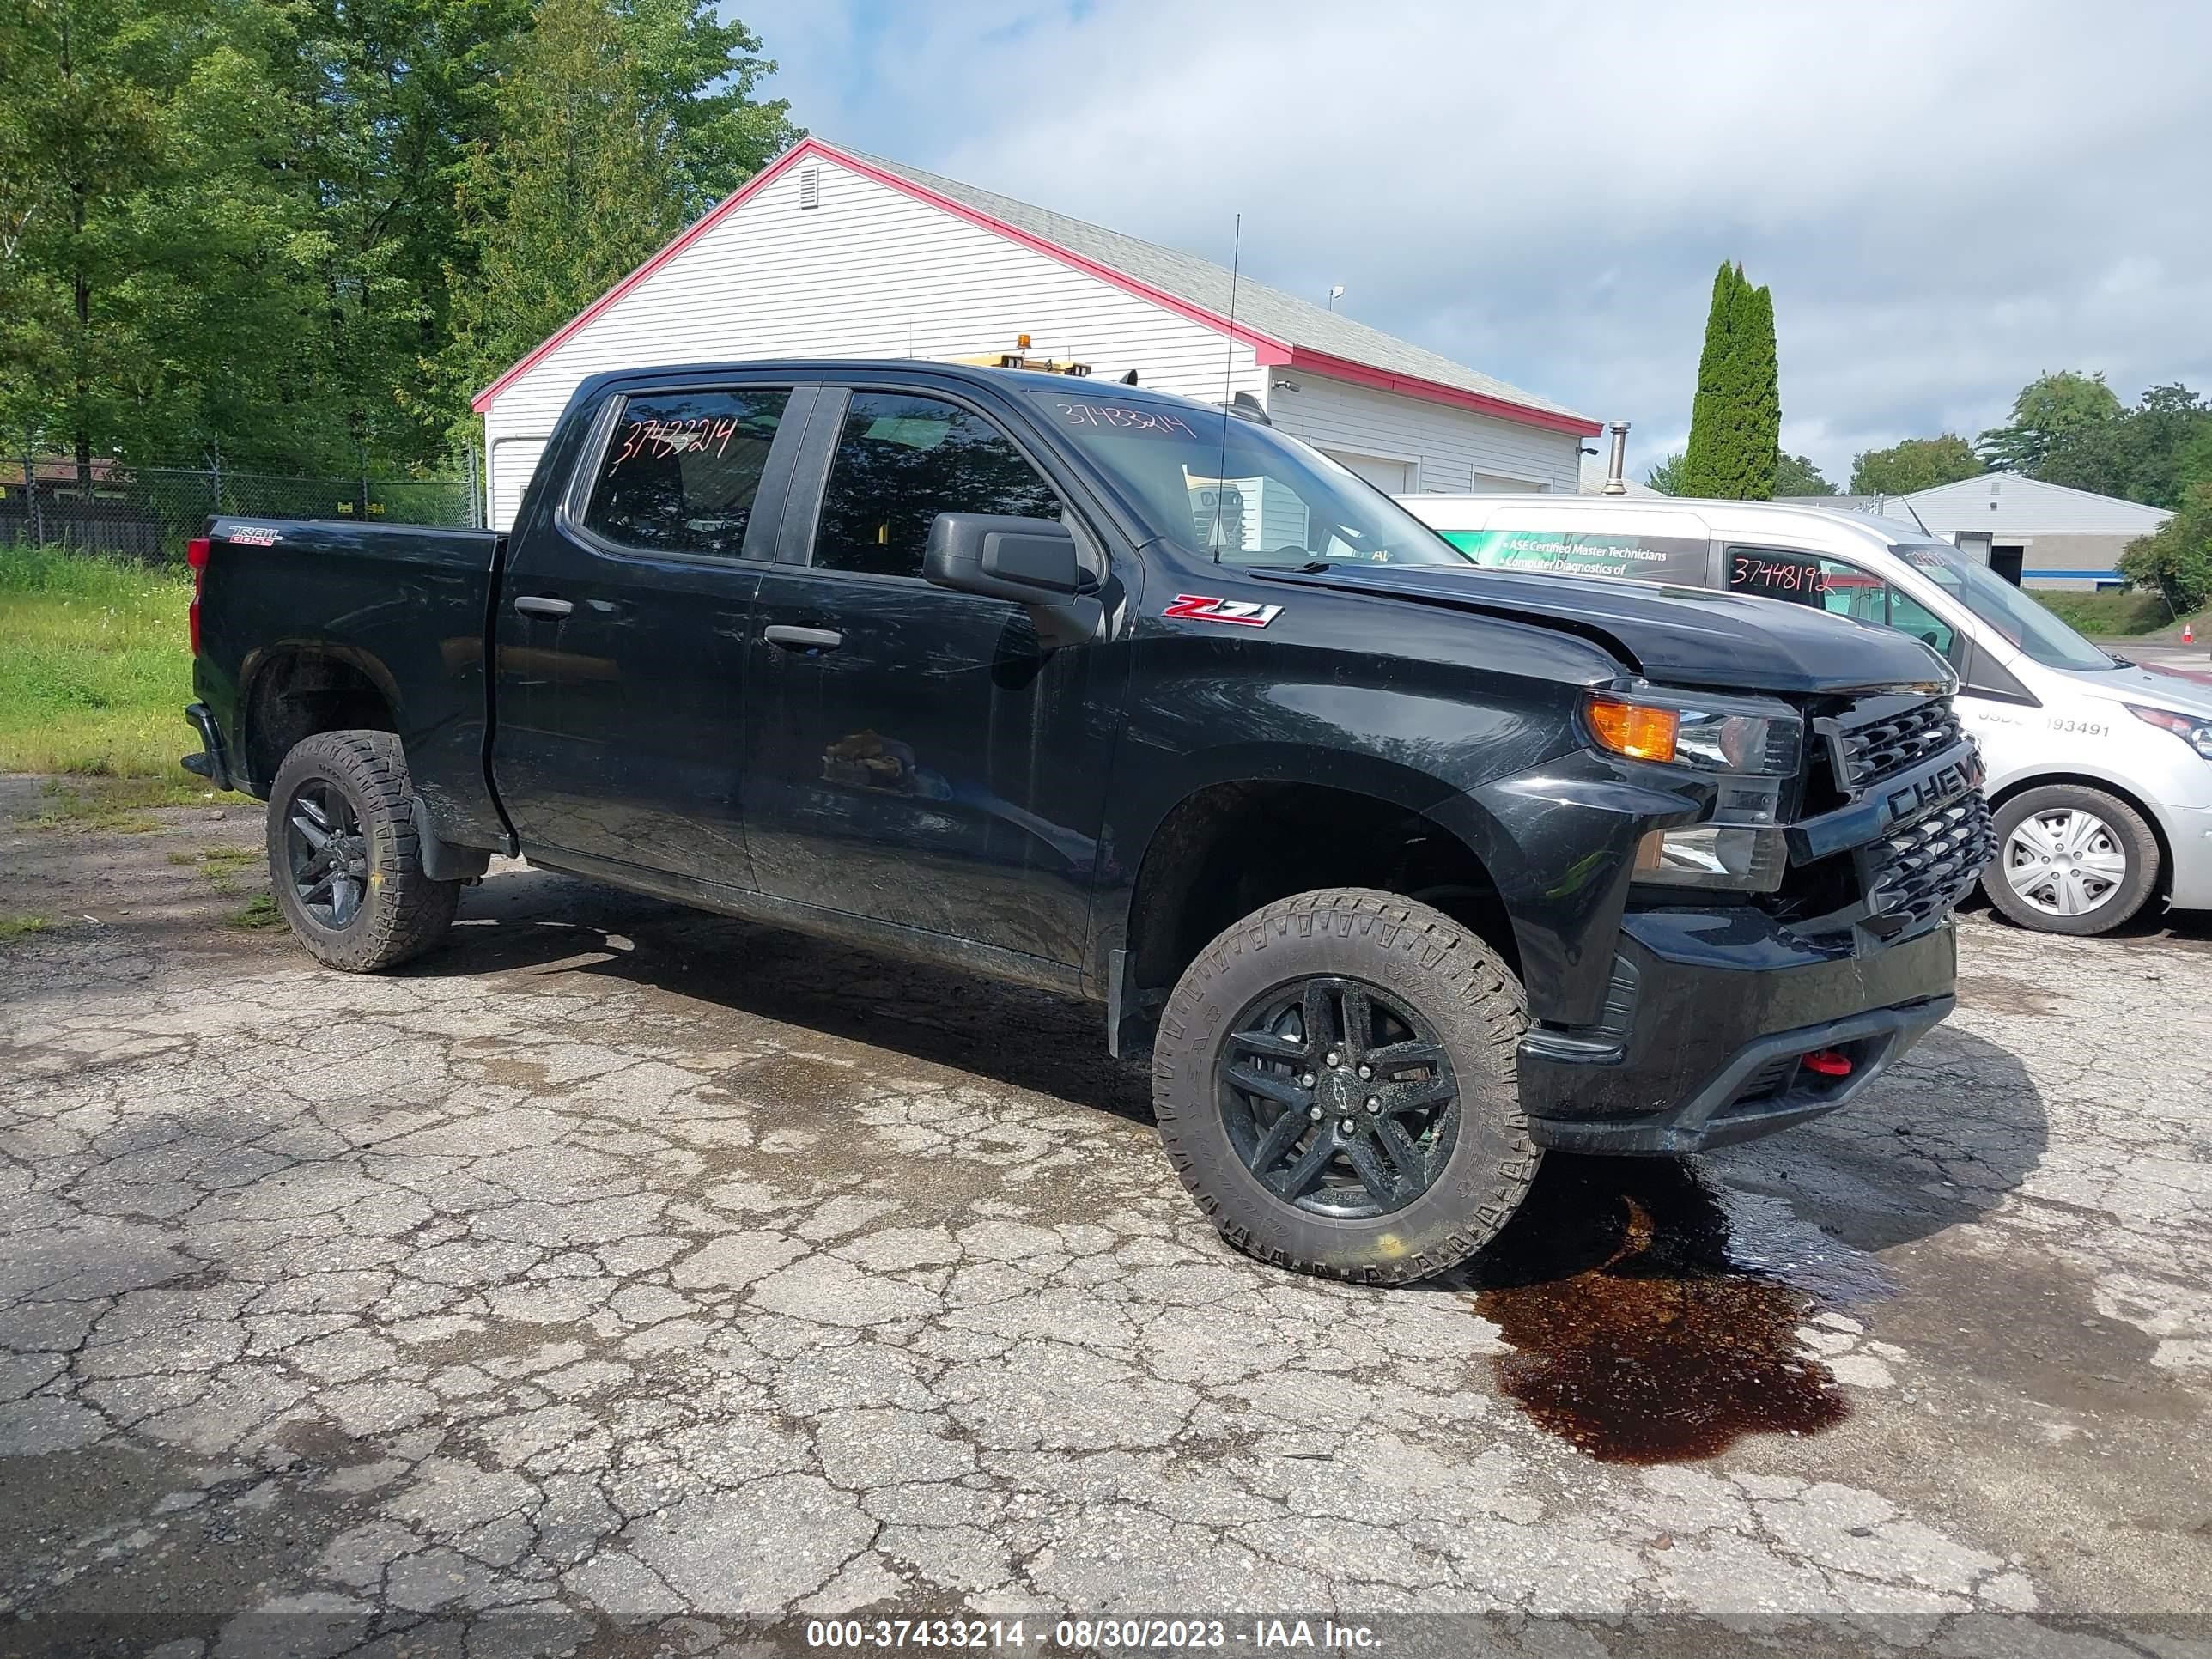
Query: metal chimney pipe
[[1601, 422, 1631, 495]]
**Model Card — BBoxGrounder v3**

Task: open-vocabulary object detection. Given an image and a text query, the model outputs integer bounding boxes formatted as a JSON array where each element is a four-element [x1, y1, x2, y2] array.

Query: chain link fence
[[0, 459, 480, 562]]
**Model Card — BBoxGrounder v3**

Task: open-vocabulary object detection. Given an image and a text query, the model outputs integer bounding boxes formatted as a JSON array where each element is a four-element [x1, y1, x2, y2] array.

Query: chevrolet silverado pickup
[[183, 362, 1994, 1283]]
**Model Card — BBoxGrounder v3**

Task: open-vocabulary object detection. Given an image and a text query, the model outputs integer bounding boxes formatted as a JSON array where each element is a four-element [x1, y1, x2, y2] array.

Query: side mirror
[[924, 514, 1085, 602], [924, 514, 1103, 647]]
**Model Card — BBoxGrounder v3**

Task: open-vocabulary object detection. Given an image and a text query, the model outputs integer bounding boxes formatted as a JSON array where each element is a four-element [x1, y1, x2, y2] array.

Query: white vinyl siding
[[1265, 373, 1580, 497], [1319, 449, 1413, 494], [482, 157, 1265, 528]]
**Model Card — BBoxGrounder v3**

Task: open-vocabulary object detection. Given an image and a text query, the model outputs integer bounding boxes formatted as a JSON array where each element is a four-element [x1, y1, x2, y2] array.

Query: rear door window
[[581, 388, 792, 556]]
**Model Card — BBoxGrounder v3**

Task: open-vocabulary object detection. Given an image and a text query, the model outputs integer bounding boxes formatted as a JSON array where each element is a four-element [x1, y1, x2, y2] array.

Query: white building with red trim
[[473, 139, 1600, 530]]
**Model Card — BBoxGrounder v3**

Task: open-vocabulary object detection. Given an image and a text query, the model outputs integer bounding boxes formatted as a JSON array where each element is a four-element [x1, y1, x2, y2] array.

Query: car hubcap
[[1216, 975, 1460, 1219], [2002, 807, 2126, 918], [285, 781, 370, 928]]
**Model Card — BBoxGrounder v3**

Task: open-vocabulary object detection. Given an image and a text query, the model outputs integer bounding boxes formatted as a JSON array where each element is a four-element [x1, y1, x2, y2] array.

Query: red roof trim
[[475, 137, 1595, 439], [1285, 349, 1602, 436]]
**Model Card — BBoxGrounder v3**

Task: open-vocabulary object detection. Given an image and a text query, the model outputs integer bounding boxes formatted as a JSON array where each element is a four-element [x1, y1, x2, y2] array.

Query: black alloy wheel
[[283, 779, 371, 927], [264, 728, 461, 972], [1218, 975, 1461, 1220]]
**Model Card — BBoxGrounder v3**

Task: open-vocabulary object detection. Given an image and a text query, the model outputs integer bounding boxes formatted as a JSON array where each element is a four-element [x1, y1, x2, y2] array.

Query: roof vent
[[798, 167, 819, 210]]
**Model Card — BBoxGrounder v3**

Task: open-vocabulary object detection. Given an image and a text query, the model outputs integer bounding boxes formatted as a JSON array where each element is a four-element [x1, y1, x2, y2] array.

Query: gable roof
[[1878, 472, 2173, 532], [476, 137, 1599, 434]]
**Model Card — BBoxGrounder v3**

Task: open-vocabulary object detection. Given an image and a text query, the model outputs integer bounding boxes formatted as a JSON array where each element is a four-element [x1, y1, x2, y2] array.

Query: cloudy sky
[[729, 0, 2209, 489]]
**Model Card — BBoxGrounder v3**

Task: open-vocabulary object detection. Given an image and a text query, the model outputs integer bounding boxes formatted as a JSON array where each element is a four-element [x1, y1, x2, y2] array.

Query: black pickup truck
[[184, 362, 1992, 1283]]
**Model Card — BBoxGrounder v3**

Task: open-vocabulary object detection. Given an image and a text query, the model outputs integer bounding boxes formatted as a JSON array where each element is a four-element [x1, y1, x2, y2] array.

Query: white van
[[1397, 495, 2212, 936]]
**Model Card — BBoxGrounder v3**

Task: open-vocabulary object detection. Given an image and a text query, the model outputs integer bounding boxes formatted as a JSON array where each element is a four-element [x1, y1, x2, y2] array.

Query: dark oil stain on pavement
[[1462, 1158, 1849, 1464]]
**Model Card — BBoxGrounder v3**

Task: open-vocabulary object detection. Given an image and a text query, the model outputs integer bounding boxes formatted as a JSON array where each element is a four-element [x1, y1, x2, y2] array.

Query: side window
[[814, 392, 1060, 579], [1886, 584, 1960, 663], [1815, 562, 1888, 626], [1725, 545, 1830, 605], [583, 388, 790, 556]]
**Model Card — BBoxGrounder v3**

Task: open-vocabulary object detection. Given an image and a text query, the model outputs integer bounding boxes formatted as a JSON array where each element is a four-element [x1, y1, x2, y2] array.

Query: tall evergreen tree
[[1679, 261, 1780, 500]]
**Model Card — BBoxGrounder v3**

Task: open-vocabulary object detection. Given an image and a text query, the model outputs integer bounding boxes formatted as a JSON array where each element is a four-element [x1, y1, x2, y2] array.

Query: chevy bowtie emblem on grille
[[1164, 594, 1283, 628]]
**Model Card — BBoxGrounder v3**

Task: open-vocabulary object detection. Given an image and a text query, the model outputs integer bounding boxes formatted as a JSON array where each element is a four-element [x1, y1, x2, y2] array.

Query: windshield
[[1891, 540, 2117, 671], [1026, 391, 1469, 567]]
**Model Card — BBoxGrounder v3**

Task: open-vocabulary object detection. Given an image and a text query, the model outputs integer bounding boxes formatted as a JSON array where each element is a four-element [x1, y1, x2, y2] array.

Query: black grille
[[1839, 699, 1964, 788], [1867, 793, 1996, 931], [1729, 1054, 1801, 1108]]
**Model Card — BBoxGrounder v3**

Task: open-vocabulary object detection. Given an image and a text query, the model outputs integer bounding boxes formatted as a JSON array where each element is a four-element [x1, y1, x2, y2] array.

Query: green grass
[[225, 894, 282, 929], [0, 544, 217, 781], [34, 774, 218, 832], [2032, 588, 2203, 639], [0, 915, 53, 943]]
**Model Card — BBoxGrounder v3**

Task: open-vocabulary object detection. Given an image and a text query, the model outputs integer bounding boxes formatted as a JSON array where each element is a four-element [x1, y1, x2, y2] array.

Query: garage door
[[1321, 448, 1412, 493]]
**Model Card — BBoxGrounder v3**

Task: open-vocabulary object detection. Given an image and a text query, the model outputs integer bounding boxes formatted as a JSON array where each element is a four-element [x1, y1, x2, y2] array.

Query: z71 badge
[[1163, 594, 1283, 629]]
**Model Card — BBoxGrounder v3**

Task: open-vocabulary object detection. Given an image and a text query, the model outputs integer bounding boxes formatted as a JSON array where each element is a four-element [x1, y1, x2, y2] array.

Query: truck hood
[[1254, 563, 1954, 697]]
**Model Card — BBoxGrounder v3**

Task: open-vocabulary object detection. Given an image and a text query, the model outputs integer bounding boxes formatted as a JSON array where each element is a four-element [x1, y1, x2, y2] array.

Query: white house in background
[[472, 137, 1600, 530], [1782, 475, 2174, 591]]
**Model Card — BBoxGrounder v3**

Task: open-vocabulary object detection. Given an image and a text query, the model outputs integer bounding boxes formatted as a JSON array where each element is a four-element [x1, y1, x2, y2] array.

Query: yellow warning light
[[1017, 333, 1032, 351]]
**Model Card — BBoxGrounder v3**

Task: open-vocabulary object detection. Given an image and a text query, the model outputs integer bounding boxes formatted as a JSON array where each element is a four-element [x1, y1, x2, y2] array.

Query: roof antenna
[[1214, 213, 1241, 562]]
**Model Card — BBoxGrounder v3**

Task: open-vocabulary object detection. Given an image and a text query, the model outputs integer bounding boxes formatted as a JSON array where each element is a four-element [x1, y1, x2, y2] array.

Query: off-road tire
[[1152, 887, 1539, 1285], [1983, 783, 2160, 937], [266, 730, 461, 972]]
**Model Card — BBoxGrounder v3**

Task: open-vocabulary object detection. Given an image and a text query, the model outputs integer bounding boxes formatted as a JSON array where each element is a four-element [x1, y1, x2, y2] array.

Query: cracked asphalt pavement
[[2, 779, 2209, 1656]]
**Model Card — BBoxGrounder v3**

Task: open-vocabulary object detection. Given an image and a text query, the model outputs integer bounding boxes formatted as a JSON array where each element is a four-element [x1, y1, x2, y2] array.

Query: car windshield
[[1026, 390, 1468, 567], [1891, 540, 2118, 671]]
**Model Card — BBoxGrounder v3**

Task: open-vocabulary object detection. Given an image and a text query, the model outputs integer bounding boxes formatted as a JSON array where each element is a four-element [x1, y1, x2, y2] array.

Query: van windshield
[[1026, 391, 1468, 567], [1892, 541, 2117, 671]]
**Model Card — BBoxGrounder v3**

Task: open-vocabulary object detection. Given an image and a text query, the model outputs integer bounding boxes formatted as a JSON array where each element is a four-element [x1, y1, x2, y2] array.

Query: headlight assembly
[[2127, 702, 2212, 763], [1586, 687, 1806, 893], [1584, 690, 1803, 778]]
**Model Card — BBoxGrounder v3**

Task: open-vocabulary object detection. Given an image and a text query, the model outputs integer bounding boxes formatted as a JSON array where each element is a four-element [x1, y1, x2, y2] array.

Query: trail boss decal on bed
[[1164, 594, 1283, 628]]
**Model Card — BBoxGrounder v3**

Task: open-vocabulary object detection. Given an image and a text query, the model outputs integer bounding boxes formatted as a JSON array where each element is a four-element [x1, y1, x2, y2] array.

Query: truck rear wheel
[[1151, 888, 1539, 1285], [266, 730, 461, 972]]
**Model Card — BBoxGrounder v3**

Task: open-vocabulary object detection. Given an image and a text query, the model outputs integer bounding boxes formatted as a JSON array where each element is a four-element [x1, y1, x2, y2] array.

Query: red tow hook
[[1801, 1048, 1853, 1078]]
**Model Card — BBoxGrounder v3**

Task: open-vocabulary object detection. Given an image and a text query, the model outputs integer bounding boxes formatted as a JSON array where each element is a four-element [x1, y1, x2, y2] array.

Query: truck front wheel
[[266, 730, 461, 972], [1152, 888, 1539, 1285]]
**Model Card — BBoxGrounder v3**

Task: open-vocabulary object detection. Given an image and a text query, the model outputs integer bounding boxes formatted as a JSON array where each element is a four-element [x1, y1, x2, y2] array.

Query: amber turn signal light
[[1585, 696, 1680, 763]]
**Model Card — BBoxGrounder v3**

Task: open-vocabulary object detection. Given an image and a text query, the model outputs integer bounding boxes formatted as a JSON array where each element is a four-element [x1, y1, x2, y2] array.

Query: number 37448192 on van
[[1401, 495, 2212, 936]]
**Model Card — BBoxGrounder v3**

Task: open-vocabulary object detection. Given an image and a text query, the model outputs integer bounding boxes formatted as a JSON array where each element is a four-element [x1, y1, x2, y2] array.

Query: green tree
[[270, 0, 528, 471], [1644, 451, 1686, 494], [1847, 434, 1983, 495], [1679, 261, 1779, 499], [0, 0, 209, 474], [1976, 370, 2121, 472], [2035, 382, 2211, 509], [430, 0, 795, 428], [2119, 480, 2212, 615], [1774, 453, 1834, 495]]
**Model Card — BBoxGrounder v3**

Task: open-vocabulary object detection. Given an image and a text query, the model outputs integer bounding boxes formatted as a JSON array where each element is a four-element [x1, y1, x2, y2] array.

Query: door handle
[[763, 624, 843, 652], [513, 594, 574, 620]]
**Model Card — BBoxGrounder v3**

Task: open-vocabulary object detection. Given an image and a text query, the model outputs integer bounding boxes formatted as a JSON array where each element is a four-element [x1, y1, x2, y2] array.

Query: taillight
[[186, 536, 210, 656]]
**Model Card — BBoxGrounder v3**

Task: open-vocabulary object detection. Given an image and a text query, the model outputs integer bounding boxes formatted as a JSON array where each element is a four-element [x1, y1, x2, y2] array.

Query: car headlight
[[1586, 688, 1805, 893], [1584, 690, 1803, 778], [2127, 702, 2212, 762]]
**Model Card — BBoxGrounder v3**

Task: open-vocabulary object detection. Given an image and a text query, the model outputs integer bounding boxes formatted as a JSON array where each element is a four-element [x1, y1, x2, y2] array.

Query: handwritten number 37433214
[[614, 416, 738, 467]]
